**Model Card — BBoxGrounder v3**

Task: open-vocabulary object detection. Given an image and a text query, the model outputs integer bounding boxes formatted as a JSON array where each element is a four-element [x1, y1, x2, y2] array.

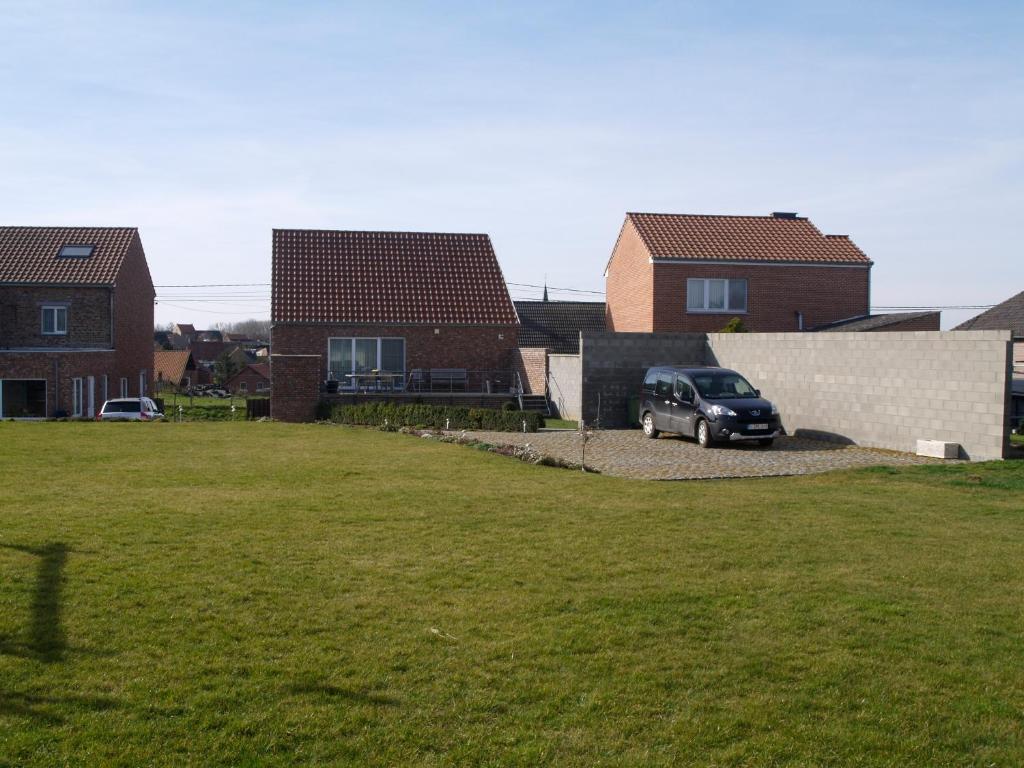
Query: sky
[[1, 0, 1021, 329]]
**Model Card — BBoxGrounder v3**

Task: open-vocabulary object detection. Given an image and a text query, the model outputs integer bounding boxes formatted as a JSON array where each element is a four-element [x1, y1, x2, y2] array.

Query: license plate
[[748, 423, 769, 430]]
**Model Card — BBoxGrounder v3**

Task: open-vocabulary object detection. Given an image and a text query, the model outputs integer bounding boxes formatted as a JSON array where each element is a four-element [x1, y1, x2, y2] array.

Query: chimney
[[772, 212, 798, 219]]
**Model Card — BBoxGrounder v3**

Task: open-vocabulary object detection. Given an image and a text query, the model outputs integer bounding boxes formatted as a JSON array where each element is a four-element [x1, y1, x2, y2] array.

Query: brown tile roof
[[514, 300, 607, 354], [272, 229, 518, 325], [153, 350, 195, 384], [0, 226, 139, 285], [954, 290, 1024, 337], [623, 213, 872, 265]]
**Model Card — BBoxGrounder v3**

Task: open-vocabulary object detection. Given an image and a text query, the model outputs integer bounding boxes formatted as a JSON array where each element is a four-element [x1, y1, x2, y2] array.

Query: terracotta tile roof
[[153, 350, 195, 384], [813, 311, 939, 332], [624, 213, 872, 265], [0, 226, 139, 285], [514, 300, 607, 354], [955, 290, 1024, 337], [272, 229, 518, 325]]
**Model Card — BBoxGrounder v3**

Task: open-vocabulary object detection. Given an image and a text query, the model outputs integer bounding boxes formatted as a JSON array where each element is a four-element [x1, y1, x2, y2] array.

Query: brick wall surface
[[0, 285, 112, 348], [604, 219, 654, 332], [547, 353, 582, 421], [270, 354, 322, 422], [651, 262, 871, 332], [579, 332, 708, 427], [1014, 341, 1023, 366], [707, 331, 1012, 461], [226, 368, 271, 395], [513, 347, 548, 395], [0, 350, 118, 416], [111, 234, 156, 396], [273, 323, 518, 375]]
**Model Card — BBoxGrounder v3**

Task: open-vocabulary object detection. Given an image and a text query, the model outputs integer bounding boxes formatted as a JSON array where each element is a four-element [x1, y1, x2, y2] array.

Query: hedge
[[318, 402, 544, 432]]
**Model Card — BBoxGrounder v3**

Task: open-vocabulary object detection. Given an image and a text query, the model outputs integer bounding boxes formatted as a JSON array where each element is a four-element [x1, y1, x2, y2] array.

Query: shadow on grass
[[0, 690, 118, 725], [0, 542, 68, 663], [287, 681, 400, 707]]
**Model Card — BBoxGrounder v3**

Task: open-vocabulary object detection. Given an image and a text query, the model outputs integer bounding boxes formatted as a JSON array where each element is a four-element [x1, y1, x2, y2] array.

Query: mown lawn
[[1, 422, 1023, 766]]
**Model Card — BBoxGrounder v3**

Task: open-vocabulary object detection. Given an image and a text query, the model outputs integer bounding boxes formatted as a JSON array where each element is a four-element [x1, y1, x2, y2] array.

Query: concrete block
[[917, 439, 960, 459]]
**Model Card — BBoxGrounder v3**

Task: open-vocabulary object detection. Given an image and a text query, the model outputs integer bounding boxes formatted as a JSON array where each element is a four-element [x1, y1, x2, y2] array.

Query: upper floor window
[[41, 305, 68, 335], [687, 278, 747, 313]]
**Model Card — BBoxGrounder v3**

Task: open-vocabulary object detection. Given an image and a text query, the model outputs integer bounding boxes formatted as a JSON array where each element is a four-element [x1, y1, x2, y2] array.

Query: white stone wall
[[708, 330, 1013, 461], [547, 354, 582, 421]]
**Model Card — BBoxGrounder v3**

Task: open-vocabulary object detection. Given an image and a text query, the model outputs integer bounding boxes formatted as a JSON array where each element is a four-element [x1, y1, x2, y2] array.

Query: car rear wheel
[[758, 438, 774, 447], [696, 419, 712, 449], [642, 412, 659, 439]]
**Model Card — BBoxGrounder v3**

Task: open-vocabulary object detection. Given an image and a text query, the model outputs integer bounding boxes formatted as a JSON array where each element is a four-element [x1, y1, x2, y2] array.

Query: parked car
[[639, 366, 782, 448], [98, 397, 165, 421]]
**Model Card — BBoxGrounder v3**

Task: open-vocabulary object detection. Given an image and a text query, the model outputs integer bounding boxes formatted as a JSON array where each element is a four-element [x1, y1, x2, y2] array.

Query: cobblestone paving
[[463, 429, 950, 480]]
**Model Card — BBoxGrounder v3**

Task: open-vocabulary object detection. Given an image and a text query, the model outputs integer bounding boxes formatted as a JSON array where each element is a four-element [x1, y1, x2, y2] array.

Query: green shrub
[[320, 402, 543, 432]]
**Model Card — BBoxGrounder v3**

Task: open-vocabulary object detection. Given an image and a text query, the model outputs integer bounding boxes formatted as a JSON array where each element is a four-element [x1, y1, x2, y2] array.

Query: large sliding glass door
[[328, 337, 406, 388]]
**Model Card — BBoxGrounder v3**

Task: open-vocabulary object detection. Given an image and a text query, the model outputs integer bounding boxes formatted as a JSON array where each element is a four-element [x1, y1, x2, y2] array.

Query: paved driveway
[[464, 429, 947, 480]]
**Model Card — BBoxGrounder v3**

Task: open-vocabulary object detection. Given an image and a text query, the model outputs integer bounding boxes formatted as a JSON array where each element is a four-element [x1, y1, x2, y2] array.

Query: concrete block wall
[[579, 332, 707, 427], [707, 330, 1013, 461], [547, 353, 582, 421]]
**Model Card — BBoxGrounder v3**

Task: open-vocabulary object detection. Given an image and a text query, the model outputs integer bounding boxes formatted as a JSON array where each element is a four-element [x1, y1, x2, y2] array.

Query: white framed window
[[687, 278, 747, 313], [327, 337, 406, 388], [239, 382, 248, 393], [256, 381, 269, 392], [120, 377, 128, 397], [42, 305, 68, 335], [72, 377, 83, 416]]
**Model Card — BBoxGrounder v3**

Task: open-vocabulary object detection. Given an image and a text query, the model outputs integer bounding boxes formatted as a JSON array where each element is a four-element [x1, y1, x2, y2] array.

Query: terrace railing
[[324, 369, 520, 395]]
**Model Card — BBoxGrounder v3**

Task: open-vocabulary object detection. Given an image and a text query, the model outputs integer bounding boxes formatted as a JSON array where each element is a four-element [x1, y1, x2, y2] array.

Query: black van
[[639, 366, 783, 448]]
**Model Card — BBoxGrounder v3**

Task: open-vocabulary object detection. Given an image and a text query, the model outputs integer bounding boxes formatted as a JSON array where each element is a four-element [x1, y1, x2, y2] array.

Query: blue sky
[[1, 1, 1021, 328]]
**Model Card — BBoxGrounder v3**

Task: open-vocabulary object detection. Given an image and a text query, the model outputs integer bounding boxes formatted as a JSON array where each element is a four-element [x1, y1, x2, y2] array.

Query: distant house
[[955, 289, 1024, 372], [0, 227, 154, 417], [154, 349, 201, 392], [812, 311, 941, 333], [605, 212, 872, 333], [513, 300, 606, 396], [271, 229, 519, 421], [225, 363, 270, 395]]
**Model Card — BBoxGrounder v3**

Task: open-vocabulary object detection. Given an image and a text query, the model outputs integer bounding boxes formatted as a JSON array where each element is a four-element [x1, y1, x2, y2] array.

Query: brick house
[[271, 229, 519, 422], [812, 311, 940, 333], [224, 362, 270, 395], [0, 227, 154, 417], [512, 300, 606, 396], [605, 212, 873, 333], [153, 349, 200, 392]]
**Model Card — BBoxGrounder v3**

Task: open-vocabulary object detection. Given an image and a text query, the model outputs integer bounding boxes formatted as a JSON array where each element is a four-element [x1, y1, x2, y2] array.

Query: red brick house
[[605, 212, 873, 333], [154, 349, 201, 393], [0, 227, 155, 417], [271, 229, 519, 422], [224, 362, 270, 395]]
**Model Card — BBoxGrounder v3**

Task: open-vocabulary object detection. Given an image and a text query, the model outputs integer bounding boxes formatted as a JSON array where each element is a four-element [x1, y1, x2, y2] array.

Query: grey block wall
[[707, 330, 1013, 461], [579, 332, 708, 427], [547, 353, 582, 421]]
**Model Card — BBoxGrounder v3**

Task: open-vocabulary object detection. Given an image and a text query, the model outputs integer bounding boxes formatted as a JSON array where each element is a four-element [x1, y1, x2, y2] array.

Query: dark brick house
[[0, 227, 155, 417], [271, 229, 519, 421], [955, 289, 1024, 372], [224, 362, 270, 395], [605, 212, 873, 333]]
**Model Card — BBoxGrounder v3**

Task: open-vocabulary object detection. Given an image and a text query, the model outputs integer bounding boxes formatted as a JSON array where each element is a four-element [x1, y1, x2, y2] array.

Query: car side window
[[642, 370, 658, 393], [655, 374, 672, 398], [674, 377, 695, 403]]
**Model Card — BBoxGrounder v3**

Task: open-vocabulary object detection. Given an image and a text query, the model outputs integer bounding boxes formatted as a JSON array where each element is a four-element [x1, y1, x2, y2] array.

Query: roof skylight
[[57, 244, 95, 258]]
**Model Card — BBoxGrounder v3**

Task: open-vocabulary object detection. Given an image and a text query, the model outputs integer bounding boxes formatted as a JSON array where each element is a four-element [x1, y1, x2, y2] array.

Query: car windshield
[[691, 372, 758, 399], [103, 400, 141, 413]]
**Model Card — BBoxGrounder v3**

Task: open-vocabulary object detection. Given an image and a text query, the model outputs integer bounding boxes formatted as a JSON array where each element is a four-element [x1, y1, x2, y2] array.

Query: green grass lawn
[[2, 422, 1024, 766], [541, 418, 578, 430], [1013, 432, 1023, 445]]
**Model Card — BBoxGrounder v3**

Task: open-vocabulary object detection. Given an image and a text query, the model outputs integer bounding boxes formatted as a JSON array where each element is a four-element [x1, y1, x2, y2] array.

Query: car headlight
[[708, 404, 737, 417], [770, 402, 779, 415]]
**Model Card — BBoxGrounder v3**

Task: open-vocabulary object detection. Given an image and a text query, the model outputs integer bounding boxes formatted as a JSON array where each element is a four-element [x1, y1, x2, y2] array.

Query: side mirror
[[754, 389, 761, 397]]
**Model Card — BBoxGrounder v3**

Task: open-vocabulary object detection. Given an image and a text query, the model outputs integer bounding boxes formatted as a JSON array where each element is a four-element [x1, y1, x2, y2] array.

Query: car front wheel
[[696, 419, 712, 449], [642, 412, 659, 439]]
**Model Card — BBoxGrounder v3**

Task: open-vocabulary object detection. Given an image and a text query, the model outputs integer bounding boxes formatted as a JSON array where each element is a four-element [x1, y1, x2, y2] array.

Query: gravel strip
[[460, 429, 950, 480]]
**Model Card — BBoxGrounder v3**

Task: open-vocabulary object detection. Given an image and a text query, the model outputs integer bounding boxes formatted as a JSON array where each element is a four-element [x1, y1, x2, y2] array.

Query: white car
[[98, 397, 164, 421]]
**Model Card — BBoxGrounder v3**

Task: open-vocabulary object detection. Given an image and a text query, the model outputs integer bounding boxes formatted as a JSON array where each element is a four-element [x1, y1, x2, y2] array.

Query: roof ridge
[[626, 212, 808, 220], [272, 228, 491, 238]]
